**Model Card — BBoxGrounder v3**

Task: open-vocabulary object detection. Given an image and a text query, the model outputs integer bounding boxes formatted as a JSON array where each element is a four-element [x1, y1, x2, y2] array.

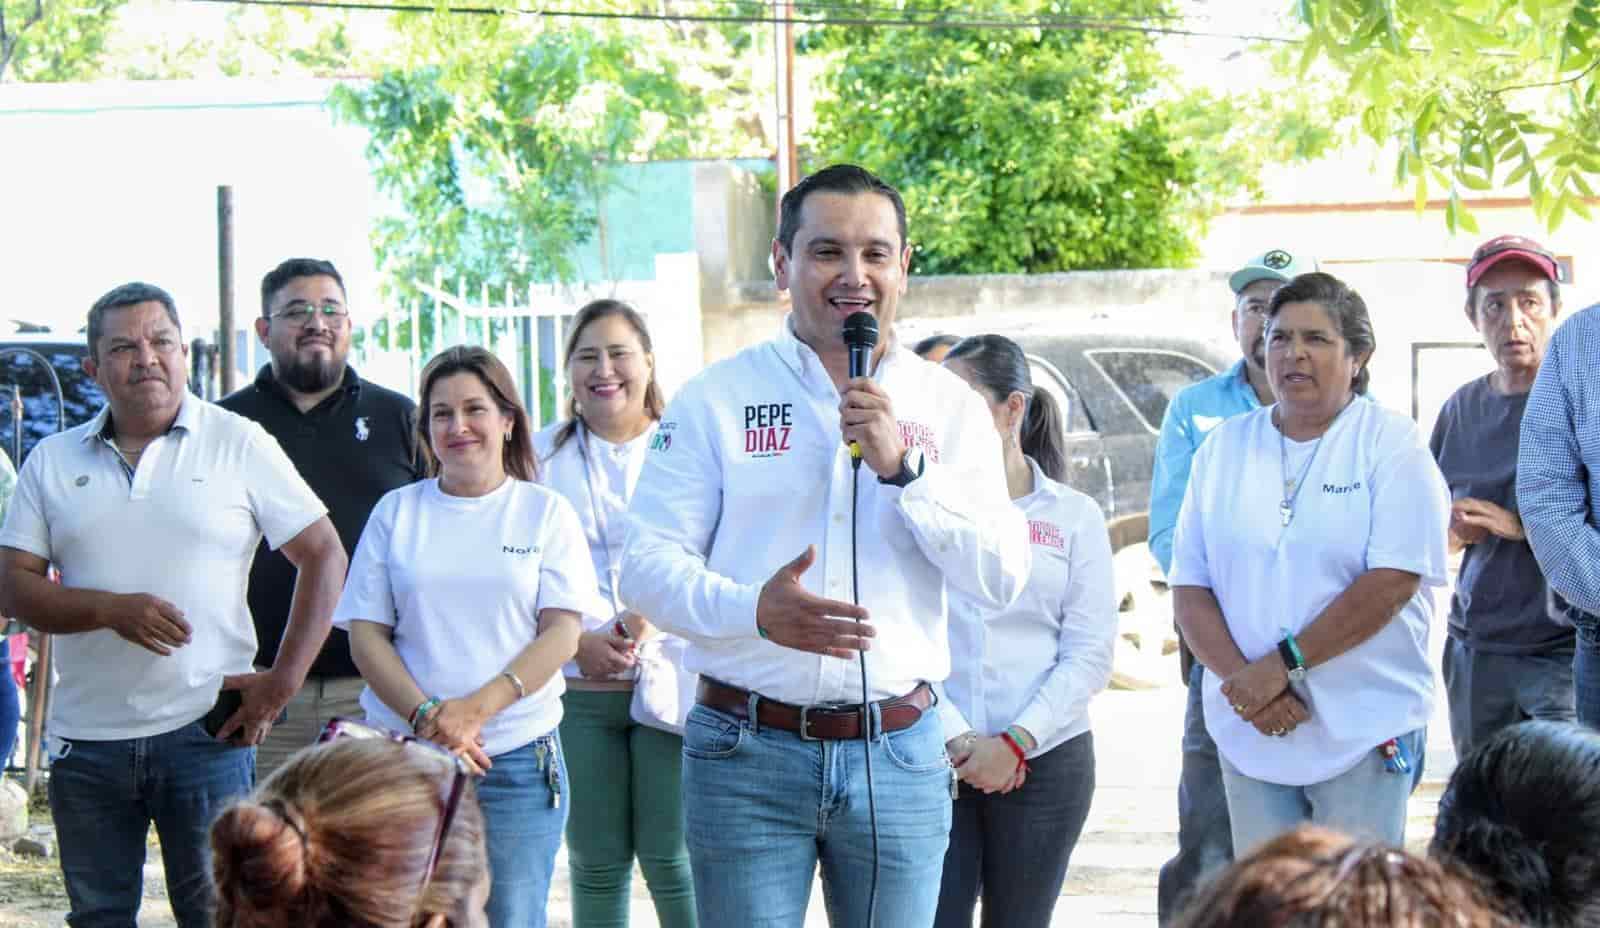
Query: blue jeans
[[478, 733, 568, 928], [47, 719, 254, 928], [1156, 663, 1232, 925], [0, 637, 18, 770], [935, 731, 1095, 928], [1568, 607, 1600, 727], [1219, 727, 1423, 855], [681, 699, 952, 928]]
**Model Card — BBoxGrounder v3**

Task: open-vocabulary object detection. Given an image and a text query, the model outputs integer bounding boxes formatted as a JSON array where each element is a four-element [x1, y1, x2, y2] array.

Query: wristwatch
[[1277, 636, 1308, 684], [879, 447, 926, 488]]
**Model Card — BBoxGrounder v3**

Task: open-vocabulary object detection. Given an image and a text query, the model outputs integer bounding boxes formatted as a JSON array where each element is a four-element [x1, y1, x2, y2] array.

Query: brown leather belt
[[696, 677, 934, 741]]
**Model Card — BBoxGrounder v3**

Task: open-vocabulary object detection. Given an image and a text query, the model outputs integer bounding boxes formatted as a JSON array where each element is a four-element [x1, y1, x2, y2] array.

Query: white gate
[[346, 254, 702, 429]]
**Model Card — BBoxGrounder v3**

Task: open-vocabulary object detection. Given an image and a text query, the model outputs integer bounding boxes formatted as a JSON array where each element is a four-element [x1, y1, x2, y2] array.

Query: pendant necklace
[[1278, 412, 1326, 528]]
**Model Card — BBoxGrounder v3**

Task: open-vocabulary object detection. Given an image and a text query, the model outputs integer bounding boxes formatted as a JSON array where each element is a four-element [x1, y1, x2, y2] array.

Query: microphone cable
[[841, 311, 882, 928], [850, 451, 881, 928]]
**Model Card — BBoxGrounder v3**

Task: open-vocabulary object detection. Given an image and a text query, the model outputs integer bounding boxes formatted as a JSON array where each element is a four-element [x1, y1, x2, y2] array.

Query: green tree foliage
[[330, 15, 705, 297], [151, 7, 363, 79], [2, 0, 371, 82], [810, 0, 1233, 274], [1295, 0, 1600, 231], [625, 9, 774, 158], [1, 0, 125, 81]]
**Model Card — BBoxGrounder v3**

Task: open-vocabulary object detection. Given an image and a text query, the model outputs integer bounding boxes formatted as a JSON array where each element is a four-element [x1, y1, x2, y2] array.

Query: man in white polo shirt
[[0, 282, 346, 928]]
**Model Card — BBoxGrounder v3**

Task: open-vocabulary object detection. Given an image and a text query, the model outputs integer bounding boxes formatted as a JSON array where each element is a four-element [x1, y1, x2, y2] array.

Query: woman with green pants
[[535, 299, 697, 928]]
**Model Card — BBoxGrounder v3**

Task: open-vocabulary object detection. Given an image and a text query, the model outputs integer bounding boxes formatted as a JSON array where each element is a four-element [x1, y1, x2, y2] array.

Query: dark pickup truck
[[0, 335, 107, 465], [1013, 332, 1234, 556]]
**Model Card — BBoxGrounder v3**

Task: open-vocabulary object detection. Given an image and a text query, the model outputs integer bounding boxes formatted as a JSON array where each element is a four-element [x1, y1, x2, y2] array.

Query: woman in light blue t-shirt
[[1171, 273, 1449, 856]]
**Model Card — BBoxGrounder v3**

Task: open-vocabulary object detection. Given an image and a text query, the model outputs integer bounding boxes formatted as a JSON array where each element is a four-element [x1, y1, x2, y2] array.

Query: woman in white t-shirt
[[335, 345, 596, 928], [1171, 272, 1450, 855], [534, 300, 698, 928], [934, 334, 1118, 928]]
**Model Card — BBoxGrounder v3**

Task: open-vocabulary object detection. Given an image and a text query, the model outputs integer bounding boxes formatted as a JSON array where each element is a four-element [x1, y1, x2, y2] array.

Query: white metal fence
[[343, 253, 703, 429], [350, 272, 578, 428]]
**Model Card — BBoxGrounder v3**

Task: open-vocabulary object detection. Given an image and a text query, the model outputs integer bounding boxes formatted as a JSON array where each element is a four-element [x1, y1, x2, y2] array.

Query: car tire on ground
[[1109, 543, 1177, 691]]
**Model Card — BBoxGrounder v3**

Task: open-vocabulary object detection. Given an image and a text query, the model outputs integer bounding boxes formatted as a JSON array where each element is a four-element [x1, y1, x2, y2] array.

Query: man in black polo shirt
[[219, 258, 423, 776]]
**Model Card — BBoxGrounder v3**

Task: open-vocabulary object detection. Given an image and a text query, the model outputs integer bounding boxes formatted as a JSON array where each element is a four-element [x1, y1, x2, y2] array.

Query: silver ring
[[1270, 727, 1287, 737]]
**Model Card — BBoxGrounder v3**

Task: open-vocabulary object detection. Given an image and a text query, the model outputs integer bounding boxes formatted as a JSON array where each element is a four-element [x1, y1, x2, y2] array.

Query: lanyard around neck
[[574, 421, 623, 614]]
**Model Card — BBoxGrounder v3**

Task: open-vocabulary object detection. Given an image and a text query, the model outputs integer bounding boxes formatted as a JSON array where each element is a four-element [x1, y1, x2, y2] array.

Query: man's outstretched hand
[[755, 546, 874, 659]]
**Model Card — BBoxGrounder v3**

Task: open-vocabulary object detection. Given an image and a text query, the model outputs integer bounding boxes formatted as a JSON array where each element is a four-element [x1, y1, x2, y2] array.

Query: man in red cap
[[1431, 235, 1573, 758]]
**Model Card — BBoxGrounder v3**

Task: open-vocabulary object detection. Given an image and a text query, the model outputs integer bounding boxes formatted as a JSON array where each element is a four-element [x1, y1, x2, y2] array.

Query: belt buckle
[[797, 704, 823, 741], [797, 702, 854, 741]]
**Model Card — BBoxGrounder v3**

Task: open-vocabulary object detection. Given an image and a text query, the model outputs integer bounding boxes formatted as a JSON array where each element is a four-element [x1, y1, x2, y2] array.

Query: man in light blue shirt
[[1519, 288, 1600, 726], [1152, 248, 1317, 924]]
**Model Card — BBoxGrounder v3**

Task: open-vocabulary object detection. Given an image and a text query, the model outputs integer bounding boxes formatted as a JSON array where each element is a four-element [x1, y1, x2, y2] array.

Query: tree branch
[[1491, 57, 1600, 96]]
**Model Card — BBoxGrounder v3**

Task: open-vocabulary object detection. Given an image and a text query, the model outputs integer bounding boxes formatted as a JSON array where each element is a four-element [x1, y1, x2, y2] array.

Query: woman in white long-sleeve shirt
[[534, 299, 697, 928], [934, 334, 1118, 928]]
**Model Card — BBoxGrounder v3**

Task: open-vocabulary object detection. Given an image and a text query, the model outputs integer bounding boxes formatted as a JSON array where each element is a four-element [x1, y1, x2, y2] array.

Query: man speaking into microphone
[[622, 163, 1030, 927]]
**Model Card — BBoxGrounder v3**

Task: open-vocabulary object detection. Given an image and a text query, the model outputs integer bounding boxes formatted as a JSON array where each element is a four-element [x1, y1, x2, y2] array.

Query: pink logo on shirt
[[896, 421, 942, 463], [1029, 520, 1065, 550]]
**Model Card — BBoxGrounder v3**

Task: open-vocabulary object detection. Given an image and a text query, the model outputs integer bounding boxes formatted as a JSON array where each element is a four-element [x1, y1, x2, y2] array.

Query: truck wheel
[[1109, 543, 1178, 690]]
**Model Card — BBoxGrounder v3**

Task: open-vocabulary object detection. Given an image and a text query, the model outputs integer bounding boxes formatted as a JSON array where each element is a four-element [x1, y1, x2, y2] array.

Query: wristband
[[501, 670, 527, 700], [409, 697, 441, 731], [1005, 725, 1035, 752], [1283, 632, 1306, 669], [1278, 633, 1308, 684], [999, 728, 1030, 774]]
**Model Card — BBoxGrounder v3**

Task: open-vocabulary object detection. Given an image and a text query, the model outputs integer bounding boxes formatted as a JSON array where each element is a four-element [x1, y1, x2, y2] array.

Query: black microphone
[[843, 310, 879, 380], [842, 311, 879, 465]]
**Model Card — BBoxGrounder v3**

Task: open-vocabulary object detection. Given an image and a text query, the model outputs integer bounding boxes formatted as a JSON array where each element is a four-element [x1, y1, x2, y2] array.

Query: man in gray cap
[[1150, 247, 1318, 923]]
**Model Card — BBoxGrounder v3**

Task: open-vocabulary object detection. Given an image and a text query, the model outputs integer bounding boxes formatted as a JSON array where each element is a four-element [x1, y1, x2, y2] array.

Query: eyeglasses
[[1235, 294, 1273, 318], [317, 717, 467, 891], [271, 300, 349, 326]]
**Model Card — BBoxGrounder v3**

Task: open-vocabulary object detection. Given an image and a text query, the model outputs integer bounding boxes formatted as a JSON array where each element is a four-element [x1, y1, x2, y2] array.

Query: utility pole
[[217, 185, 236, 395], [773, 0, 799, 215]]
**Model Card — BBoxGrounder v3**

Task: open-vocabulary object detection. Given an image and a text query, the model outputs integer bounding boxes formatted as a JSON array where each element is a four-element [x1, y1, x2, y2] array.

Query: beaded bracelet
[[409, 696, 442, 732]]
